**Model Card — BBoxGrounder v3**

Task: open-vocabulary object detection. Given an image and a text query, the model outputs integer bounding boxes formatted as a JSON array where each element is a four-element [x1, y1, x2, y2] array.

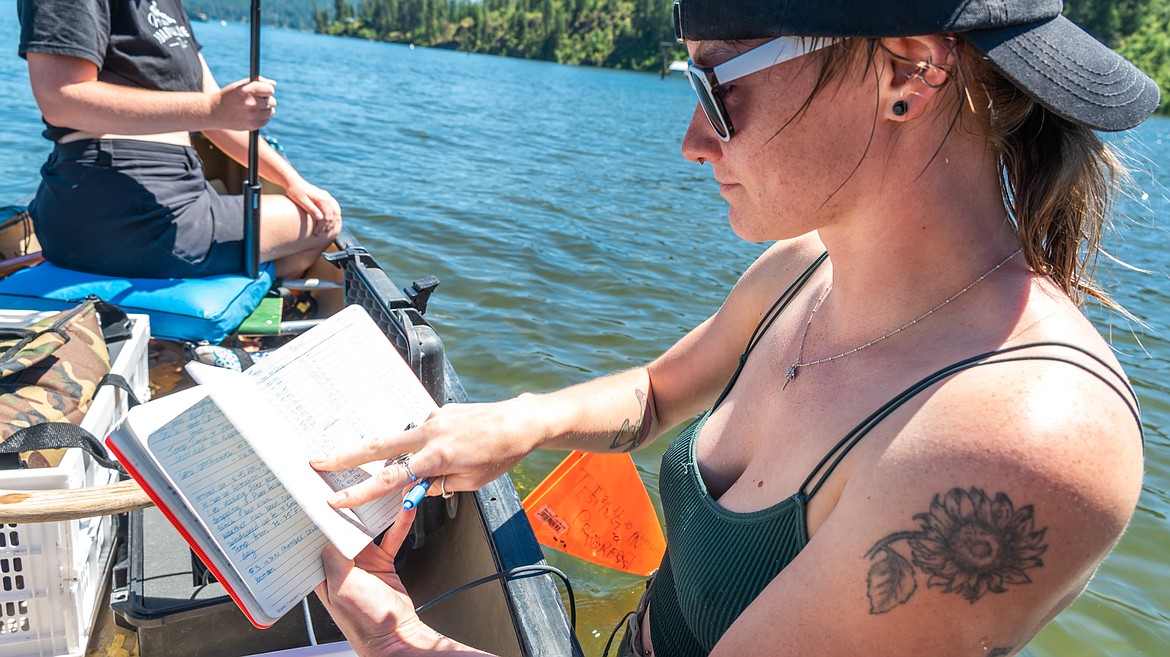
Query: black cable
[[601, 610, 635, 657], [189, 567, 213, 600], [414, 564, 577, 630]]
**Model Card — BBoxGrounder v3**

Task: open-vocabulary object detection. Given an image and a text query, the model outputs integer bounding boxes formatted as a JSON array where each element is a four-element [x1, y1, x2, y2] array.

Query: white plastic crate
[[0, 312, 150, 657]]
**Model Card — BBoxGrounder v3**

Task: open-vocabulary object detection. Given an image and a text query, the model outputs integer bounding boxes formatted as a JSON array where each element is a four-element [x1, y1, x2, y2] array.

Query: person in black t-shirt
[[17, 0, 341, 279]]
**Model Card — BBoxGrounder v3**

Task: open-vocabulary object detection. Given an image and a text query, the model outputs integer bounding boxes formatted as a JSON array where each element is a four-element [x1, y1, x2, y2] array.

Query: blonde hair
[[951, 40, 1124, 309]]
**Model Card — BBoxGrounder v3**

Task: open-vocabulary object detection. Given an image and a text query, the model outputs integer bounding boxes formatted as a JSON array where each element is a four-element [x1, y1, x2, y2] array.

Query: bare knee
[[321, 214, 343, 242], [259, 196, 342, 262], [273, 217, 342, 279]]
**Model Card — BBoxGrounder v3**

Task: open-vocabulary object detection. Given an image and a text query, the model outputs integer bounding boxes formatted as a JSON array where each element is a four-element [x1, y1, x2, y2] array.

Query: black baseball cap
[[672, 0, 1160, 132]]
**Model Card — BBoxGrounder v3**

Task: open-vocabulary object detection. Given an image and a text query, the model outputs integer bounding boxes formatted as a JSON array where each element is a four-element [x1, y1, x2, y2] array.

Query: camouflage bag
[[1, 300, 111, 439]]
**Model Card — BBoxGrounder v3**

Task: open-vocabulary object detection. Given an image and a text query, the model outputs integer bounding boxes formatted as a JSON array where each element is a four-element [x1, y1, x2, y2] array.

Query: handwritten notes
[[242, 305, 436, 532], [523, 451, 666, 576], [150, 397, 327, 617]]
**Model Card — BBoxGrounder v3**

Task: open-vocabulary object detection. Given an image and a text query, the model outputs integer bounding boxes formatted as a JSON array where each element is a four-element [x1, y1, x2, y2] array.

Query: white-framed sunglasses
[[675, 4, 835, 141]]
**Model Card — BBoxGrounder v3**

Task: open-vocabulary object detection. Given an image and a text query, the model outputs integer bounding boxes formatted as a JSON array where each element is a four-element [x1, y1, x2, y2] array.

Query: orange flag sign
[[522, 451, 666, 576]]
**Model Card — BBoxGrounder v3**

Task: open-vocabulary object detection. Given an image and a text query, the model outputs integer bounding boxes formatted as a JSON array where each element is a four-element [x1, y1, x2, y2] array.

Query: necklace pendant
[[783, 364, 798, 389]]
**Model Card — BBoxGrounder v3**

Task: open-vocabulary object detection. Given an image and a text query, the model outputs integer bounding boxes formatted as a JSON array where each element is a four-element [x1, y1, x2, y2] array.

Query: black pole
[[243, 0, 262, 278]]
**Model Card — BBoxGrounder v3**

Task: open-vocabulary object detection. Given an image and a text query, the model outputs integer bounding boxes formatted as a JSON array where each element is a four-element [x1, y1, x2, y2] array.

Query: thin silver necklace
[[783, 248, 1023, 389]]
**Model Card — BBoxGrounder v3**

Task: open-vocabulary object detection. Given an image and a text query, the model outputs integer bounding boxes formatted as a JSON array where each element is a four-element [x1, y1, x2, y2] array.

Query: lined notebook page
[[242, 305, 438, 536], [148, 396, 327, 620]]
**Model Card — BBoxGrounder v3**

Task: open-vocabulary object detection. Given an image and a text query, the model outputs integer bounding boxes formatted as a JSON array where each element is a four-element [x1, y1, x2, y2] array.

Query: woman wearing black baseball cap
[[314, 3, 1158, 656]]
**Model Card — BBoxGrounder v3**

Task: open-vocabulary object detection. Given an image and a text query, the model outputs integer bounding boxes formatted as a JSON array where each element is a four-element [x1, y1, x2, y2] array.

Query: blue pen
[[402, 479, 431, 510]]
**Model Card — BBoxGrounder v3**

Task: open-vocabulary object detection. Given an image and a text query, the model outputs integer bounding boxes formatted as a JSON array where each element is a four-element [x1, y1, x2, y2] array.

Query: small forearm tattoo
[[864, 487, 1048, 614], [609, 389, 653, 452]]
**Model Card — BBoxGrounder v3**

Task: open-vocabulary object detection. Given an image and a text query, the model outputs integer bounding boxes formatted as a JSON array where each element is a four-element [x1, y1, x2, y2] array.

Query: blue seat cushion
[[0, 261, 274, 344]]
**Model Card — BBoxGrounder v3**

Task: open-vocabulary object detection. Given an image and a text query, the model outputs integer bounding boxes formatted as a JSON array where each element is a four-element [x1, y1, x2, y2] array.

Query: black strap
[[798, 341, 1143, 500], [0, 303, 80, 362], [0, 328, 43, 364], [1, 422, 123, 472], [0, 328, 37, 341], [98, 373, 143, 409], [0, 297, 129, 366], [93, 298, 133, 344], [0, 370, 141, 472], [711, 252, 828, 411]]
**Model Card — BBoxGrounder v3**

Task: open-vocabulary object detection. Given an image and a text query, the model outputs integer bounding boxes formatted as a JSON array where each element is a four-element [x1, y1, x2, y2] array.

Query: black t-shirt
[[18, 0, 204, 140]]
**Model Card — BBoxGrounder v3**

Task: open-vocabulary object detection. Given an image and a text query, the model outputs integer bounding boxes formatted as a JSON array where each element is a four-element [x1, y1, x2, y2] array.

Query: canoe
[[0, 134, 583, 657]]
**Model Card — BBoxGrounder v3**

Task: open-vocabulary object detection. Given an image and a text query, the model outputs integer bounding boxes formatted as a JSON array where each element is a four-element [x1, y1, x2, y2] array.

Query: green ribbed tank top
[[645, 253, 1142, 656]]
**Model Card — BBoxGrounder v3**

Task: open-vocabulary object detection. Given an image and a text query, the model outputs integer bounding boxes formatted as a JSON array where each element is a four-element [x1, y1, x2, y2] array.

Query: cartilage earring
[[892, 100, 908, 117], [916, 60, 948, 89]]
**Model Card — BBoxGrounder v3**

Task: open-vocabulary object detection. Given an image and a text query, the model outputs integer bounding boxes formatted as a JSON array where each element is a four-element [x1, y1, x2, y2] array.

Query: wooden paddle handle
[[0, 480, 153, 523], [0, 252, 44, 278]]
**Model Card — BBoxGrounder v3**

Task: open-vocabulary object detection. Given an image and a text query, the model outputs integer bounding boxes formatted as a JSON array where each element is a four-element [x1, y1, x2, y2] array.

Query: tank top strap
[[711, 251, 829, 411], [798, 341, 1143, 501]]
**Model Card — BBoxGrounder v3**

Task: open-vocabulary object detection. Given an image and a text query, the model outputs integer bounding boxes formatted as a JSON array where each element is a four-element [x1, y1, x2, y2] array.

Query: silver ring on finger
[[439, 475, 454, 499], [386, 453, 418, 482], [401, 460, 418, 482]]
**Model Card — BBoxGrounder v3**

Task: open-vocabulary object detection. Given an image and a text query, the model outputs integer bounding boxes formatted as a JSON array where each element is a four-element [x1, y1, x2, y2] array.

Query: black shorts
[[31, 139, 248, 278]]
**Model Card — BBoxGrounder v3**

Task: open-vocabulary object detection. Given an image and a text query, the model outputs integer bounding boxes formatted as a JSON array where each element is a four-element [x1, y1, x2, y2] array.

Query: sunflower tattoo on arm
[[865, 487, 1048, 614]]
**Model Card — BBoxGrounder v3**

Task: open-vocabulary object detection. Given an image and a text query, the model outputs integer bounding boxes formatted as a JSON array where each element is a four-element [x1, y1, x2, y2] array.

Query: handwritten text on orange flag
[[523, 451, 666, 576]]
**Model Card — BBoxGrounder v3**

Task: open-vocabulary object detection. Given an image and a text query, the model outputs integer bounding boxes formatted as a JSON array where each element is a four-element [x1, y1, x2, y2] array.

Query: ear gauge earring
[[892, 100, 908, 117], [697, 157, 707, 165]]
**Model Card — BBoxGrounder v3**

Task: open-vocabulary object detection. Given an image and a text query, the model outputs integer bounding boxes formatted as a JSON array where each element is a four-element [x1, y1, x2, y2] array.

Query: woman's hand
[[312, 394, 548, 509], [285, 178, 342, 236], [317, 507, 492, 656], [316, 508, 431, 656], [211, 77, 277, 131]]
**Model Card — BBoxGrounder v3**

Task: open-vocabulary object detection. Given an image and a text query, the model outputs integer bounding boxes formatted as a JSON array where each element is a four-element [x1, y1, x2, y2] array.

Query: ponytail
[[957, 42, 1125, 309]]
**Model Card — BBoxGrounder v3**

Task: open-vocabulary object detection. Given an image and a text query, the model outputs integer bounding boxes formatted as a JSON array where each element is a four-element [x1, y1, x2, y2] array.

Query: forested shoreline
[[314, 0, 678, 71], [186, 0, 1169, 113]]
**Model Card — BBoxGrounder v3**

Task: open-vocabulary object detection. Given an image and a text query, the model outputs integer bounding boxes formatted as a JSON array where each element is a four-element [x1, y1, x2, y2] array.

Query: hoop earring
[[916, 61, 948, 89], [892, 100, 908, 117]]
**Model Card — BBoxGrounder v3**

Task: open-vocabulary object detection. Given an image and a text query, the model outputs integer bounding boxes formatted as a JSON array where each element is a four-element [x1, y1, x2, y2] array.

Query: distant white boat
[[668, 60, 688, 74]]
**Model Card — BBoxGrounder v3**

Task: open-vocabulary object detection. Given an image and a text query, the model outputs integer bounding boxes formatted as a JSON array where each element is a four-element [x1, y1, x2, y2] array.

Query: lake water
[[2, 9, 1167, 656]]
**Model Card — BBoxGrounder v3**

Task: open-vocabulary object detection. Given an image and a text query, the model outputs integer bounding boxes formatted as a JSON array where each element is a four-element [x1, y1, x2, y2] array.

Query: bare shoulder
[[691, 233, 827, 348], [929, 288, 1144, 501], [726, 234, 827, 314], [897, 279, 1143, 510], [742, 234, 827, 284]]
